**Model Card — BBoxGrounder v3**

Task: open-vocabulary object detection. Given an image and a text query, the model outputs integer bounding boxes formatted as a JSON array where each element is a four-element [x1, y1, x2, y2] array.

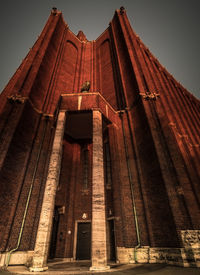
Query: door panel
[[76, 222, 91, 260]]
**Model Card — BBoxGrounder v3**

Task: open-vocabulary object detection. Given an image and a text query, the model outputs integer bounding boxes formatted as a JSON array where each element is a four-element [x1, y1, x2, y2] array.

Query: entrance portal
[[76, 222, 91, 260], [108, 219, 116, 261]]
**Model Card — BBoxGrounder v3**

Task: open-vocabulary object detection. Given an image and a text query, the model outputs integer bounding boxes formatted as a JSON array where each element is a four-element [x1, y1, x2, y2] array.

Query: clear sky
[[0, 0, 200, 98]]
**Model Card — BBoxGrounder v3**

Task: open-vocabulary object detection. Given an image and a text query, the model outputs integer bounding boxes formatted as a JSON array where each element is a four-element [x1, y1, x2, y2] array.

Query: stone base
[[29, 266, 48, 272], [1, 231, 199, 269], [90, 265, 110, 271], [0, 251, 34, 267], [116, 246, 200, 268]]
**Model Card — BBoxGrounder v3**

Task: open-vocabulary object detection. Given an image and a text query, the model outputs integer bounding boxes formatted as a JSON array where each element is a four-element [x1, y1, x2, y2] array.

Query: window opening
[[103, 132, 112, 189], [82, 144, 89, 190]]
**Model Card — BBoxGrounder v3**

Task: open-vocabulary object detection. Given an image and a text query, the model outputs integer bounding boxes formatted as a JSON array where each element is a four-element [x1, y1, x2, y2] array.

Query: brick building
[[0, 7, 200, 271]]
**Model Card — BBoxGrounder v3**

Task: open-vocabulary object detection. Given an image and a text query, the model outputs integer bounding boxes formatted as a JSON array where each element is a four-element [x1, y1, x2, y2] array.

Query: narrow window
[[104, 137, 112, 189], [82, 145, 89, 189]]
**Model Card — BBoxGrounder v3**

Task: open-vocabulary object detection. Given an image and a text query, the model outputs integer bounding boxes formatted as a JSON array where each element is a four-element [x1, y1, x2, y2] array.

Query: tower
[[0, 7, 200, 270]]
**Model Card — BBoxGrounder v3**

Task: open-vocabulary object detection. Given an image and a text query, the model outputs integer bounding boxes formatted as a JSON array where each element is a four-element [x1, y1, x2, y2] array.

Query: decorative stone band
[[29, 111, 66, 272], [117, 245, 200, 267]]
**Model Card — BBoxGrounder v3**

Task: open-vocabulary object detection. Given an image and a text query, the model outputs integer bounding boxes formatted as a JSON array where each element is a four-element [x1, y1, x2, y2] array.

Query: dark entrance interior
[[76, 222, 91, 260], [108, 219, 116, 261], [49, 207, 60, 259], [65, 111, 92, 142]]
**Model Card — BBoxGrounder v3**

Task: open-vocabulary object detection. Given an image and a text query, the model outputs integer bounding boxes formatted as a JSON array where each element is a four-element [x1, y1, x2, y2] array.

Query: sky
[[0, 0, 200, 98]]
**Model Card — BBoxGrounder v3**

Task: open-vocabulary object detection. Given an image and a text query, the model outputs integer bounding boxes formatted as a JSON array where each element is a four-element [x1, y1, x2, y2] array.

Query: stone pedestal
[[30, 111, 66, 272], [90, 111, 109, 271]]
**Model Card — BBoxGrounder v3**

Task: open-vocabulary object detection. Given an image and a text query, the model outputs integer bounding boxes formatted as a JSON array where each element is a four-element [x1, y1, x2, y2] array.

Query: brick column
[[30, 111, 66, 272], [90, 110, 109, 271]]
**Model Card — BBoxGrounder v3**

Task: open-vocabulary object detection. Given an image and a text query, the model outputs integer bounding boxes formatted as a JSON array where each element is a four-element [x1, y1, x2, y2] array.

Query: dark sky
[[1, 0, 200, 98]]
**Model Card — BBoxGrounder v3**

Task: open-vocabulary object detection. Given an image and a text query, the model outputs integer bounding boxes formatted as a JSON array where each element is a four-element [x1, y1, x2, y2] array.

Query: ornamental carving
[[120, 6, 125, 14], [51, 7, 57, 15], [139, 92, 160, 100], [7, 94, 26, 104]]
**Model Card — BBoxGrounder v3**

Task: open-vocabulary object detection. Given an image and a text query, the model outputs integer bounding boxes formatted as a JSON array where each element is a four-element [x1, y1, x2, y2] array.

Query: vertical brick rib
[[163, 77, 200, 205], [116, 10, 180, 245], [175, 87, 200, 202], [108, 125, 126, 248], [166, 80, 200, 210], [154, 66, 195, 228], [167, 79, 199, 165], [140, 50, 192, 229], [111, 13, 155, 245], [22, 14, 62, 111], [132, 45, 182, 242], [91, 41, 94, 91], [174, 84, 200, 178], [43, 26, 67, 114], [0, 103, 25, 170], [130, 29, 200, 228], [0, 13, 54, 115], [176, 86, 200, 146], [77, 43, 84, 93], [186, 94, 200, 130], [22, 14, 60, 98], [0, 104, 41, 251], [93, 41, 97, 92], [160, 71, 200, 226], [110, 15, 151, 246]]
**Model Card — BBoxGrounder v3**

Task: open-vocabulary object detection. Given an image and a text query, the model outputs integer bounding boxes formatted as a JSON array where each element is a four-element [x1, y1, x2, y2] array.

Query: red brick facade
[[0, 7, 200, 266]]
